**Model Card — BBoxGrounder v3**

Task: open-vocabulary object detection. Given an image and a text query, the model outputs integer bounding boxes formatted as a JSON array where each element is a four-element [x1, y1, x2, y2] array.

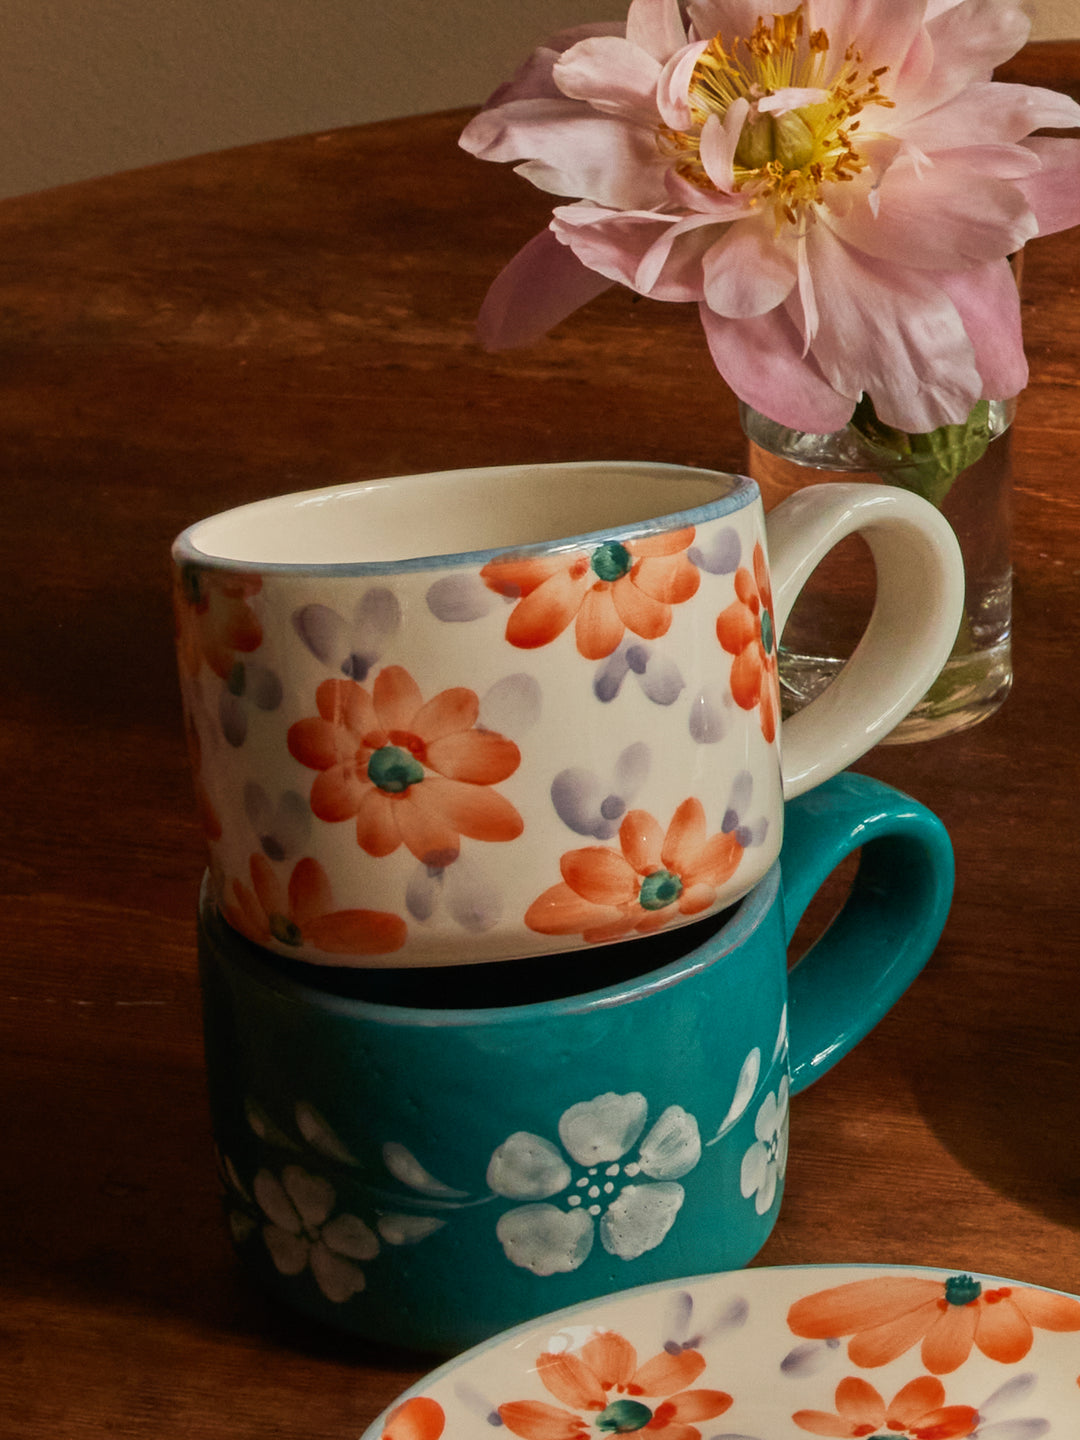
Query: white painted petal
[[321, 1212, 380, 1262], [245, 1099, 299, 1151], [637, 1106, 701, 1179], [559, 1092, 649, 1166], [377, 1214, 447, 1245], [488, 1132, 572, 1199], [263, 1224, 310, 1276], [755, 1092, 781, 1143], [295, 1102, 357, 1165], [253, 1169, 302, 1233], [383, 1142, 470, 1198], [772, 1006, 789, 1065], [714, 1048, 760, 1139], [229, 1210, 256, 1244], [600, 1181, 684, 1259], [310, 1242, 367, 1303], [740, 1141, 767, 1200], [496, 1203, 594, 1273], [282, 1165, 335, 1228], [754, 1161, 778, 1215]]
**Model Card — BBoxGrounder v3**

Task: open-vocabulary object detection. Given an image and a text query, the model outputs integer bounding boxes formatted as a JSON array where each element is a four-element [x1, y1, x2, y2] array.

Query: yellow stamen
[[658, 4, 894, 229]]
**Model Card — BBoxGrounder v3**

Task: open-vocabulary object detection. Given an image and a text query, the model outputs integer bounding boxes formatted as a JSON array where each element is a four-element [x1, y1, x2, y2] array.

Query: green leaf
[[850, 395, 993, 508]]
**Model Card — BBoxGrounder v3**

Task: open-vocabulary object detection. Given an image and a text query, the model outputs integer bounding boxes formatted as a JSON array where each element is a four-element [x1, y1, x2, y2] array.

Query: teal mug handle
[[782, 771, 955, 1095]]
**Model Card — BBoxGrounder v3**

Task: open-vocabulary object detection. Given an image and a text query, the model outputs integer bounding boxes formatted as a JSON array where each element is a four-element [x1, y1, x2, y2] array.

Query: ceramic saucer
[[363, 1263, 1080, 1439]]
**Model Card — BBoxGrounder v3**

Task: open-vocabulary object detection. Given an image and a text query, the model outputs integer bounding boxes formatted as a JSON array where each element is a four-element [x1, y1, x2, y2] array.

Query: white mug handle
[[764, 482, 965, 799]]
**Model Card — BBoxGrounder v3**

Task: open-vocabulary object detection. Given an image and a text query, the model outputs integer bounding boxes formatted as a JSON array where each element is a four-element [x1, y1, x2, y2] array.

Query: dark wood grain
[[2, 40, 1079, 1439]]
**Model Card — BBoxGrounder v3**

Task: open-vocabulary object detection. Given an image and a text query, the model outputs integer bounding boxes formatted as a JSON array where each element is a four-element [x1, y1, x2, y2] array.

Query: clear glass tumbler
[[742, 398, 1014, 744]]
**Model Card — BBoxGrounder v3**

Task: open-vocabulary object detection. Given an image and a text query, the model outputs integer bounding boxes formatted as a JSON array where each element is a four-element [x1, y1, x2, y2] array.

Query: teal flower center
[[269, 914, 303, 947], [760, 606, 775, 654], [368, 743, 426, 793], [944, 1273, 982, 1306], [595, 1399, 654, 1434], [639, 869, 683, 911], [591, 541, 633, 583]]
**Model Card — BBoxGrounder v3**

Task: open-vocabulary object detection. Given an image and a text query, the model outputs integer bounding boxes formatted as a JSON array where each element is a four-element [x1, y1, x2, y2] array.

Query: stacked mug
[[173, 460, 962, 1354]]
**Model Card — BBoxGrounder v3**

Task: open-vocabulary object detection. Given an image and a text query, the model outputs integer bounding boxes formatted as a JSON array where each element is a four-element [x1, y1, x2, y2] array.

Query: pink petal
[[688, 0, 782, 38], [476, 229, 613, 350], [757, 87, 830, 115], [460, 97, 670, 209], [806, 0, 927, 75], [799, 222, 982, 430], [698, 304, 855, 433], [701, 218, 798, 317], [1015, 138, 1080, 238], [480, 24, 627, 107], [655, 40, 709, 130], [625, 0, 691, 63], [554, 206, 716, 300], [922, 0, 1030, 94], [897, 81, 1080, 151], [935, 260, 1027, 400], [832, 156, 1037, 269], [699, 102, 748, 193], [554, 35, 663, 116]]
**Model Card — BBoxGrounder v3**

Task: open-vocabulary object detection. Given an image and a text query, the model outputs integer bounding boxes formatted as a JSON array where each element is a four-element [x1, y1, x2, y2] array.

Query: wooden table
[[3, 40, 1078, 1440]]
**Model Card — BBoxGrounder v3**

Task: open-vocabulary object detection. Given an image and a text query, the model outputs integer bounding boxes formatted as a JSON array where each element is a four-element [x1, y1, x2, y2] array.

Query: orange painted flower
[[498, 1330, 731, 1440], [788, 1272, 1080, 1375], [174, 565, 263, 681], [288, 666, 523, 866], [224, 853, 407, 957], [793, 1374, 977, 1439], [715, 542, 779, 743], [381, 1396, 445, 1440], [526, 799, 744, 945], [481, 528, 699, 660]]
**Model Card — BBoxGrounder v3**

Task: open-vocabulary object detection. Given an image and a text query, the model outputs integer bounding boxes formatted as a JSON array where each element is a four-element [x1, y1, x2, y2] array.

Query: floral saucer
[[363, 1264, 1080, 1440]]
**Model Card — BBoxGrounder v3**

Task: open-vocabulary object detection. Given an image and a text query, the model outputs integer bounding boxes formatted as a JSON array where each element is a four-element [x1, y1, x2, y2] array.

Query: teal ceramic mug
[[198, 772, 953, 1355]]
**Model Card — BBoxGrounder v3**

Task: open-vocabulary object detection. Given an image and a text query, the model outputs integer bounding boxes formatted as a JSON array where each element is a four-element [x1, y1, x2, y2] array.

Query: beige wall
[[0, 0, 1076, 202]]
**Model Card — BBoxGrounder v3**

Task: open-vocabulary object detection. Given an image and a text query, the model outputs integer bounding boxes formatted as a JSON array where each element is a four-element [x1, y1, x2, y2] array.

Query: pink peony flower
[[460, 0, 1080, 434]]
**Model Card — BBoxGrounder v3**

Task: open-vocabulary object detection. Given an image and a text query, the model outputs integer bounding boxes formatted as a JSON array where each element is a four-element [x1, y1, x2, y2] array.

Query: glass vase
[[741, 397, 1014, 744]]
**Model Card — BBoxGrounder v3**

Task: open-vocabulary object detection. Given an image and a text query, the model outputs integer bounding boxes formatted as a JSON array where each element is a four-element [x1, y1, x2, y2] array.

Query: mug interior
[[199, 863, 780, 1024], [176, 462, 752, 569]]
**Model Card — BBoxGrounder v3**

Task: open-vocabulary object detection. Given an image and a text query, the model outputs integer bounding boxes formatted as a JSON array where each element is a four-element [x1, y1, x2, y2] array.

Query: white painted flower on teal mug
[[486, 1092, 701, 1275]]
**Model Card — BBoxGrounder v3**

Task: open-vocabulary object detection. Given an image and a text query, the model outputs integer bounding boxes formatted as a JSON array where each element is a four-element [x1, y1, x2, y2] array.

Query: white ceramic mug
[[172, 462, 963, 967]]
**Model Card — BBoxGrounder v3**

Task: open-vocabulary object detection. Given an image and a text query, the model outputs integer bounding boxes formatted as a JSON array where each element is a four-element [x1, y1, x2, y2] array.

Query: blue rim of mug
[[172, 461, 759, 577], [197, 861, 780, 1029]]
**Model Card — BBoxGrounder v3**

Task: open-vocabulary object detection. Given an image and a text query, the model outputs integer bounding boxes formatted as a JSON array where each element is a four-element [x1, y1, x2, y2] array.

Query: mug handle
[[764, 482, 965, 799], [781, 771, 954, 1096]]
